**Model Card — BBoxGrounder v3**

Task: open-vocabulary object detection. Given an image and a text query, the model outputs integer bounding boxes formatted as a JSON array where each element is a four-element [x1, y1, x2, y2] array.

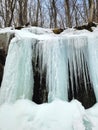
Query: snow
[[0, 99, 98, 130], [0, 26, 98, 130], [86, 103, 98, 130], [0, 99, 85, 130]]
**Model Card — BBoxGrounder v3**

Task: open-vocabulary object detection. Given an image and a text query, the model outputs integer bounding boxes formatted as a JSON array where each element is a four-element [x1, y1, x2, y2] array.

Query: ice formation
[[0, 37, 34, 104], [0, 27, 98, 130]]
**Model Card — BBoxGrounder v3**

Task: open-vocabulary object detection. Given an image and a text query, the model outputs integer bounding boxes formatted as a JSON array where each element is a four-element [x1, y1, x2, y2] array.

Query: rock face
[[0, 63, 3, 86], [0, 32, 14, 52], [0, 31, 14, 86], [0, 49, 6, 86]]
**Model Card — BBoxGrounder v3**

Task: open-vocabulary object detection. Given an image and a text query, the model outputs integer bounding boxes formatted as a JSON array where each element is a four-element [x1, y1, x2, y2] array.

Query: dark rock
[[74, 22, 97, 32], [88, 22, 97, 28], [0, 49, 6, 65], [0, 63, 3, 86], [0, 49, 6, 86], [25, 22, 30, 27], [15, 26, 24, 30], [15, 22, 30, 29], [52, 28, 64, 34]]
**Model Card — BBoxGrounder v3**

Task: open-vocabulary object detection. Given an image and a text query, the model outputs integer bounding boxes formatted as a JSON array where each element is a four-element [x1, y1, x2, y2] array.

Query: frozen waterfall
[[32, 34, 96, 108], [0, 36, 34, 104], [88, 36, 98, 101], [0, 28, 98, 108]]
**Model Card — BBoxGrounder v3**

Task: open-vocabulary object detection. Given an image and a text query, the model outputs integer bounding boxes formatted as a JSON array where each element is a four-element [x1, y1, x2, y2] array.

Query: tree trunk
[[18, 0, 23, 26], [23, 0, 27, 25], [88, 0, 95, 22], [65, 0, 71, 27], [8, 0, 17, 26], [96, 0, 98, 22], [18, 0, 28, 26], [83, 0, 88, 22], [52, 0, 57, 28], [5, 0, 10, 27], [35, 0, 41, 26]]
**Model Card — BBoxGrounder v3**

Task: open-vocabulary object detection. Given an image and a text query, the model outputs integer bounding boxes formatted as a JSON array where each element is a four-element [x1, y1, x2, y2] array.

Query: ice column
[[88, 35, 98, 101], [0, 37, 34, 104], [39, 38, 68, 102]]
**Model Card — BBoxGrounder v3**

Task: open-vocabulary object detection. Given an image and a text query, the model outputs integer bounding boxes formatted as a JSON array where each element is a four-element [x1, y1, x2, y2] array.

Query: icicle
[[87, 36, 98, 101], [39, 38, 68, 102]]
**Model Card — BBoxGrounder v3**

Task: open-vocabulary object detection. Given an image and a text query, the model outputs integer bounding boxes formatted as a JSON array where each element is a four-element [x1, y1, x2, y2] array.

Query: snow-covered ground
[[0, 26, 98, 130], [0, 98, 98, 130]]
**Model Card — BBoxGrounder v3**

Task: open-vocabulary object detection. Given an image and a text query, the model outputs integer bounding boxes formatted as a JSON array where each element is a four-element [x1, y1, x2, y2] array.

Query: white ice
[[0, 37, 34, 104]]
